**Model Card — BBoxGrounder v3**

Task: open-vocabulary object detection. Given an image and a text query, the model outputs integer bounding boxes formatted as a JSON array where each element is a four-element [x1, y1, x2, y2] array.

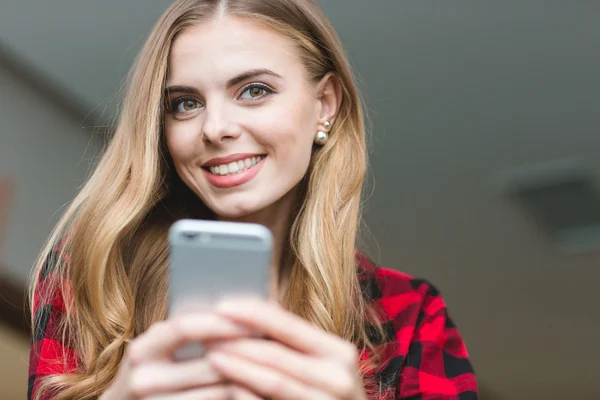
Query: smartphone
[[168, 219, 273, 316], [168, 219, 272, 360]]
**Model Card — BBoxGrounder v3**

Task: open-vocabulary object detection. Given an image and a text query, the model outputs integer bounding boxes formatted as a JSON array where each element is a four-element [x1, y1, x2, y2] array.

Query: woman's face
[[164, 15, 339, 221]]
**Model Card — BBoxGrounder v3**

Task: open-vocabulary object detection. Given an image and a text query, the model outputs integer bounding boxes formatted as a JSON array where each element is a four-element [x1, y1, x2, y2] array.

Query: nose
[[201, 102, 240, 145]]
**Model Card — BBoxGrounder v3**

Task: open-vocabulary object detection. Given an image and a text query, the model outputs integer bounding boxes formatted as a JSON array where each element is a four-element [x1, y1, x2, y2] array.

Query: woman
[[28, 0, 478, 399]]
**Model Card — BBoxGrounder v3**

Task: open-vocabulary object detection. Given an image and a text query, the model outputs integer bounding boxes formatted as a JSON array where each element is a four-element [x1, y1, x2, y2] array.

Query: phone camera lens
[[182, 232, 198, 240]]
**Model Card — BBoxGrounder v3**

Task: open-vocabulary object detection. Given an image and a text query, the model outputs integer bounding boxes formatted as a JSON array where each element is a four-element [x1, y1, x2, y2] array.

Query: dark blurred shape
[[499, 159, 600, 253], [0, 177, 14, 260], [0, 276, 28, 336]]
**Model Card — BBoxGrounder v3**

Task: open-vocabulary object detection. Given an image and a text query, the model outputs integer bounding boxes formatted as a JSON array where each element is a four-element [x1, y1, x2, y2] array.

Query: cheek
[[250, 101, 316, 157], [165, 120, 201, 165], [278, 106, 316, 163]]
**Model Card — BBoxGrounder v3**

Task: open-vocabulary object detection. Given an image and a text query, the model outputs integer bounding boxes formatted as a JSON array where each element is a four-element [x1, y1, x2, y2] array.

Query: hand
[[206, 299, 367, 400], [100, 313, 263, 400]]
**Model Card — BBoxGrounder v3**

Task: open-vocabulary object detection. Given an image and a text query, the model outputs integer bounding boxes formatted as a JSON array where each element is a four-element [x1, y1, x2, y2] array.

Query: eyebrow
[[226, 68, 282, 87], [164, 68, 282, 95]]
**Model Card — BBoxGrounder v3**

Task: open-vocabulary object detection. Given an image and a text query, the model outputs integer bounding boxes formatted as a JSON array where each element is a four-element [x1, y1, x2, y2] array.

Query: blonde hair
[[29, 0, 384, 398]]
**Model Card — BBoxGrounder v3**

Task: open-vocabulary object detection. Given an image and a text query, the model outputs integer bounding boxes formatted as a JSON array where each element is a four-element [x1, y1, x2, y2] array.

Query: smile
[[206, 155, 266, 176], [202, 154, 267, 189]]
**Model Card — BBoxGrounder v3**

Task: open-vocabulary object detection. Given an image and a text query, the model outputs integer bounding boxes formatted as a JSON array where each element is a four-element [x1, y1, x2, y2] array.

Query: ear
[[315, 72, 342, 129]]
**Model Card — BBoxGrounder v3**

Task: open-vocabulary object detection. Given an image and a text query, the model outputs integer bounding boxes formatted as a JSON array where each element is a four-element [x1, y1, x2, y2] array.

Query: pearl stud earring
[[314, 130, 328, 145]]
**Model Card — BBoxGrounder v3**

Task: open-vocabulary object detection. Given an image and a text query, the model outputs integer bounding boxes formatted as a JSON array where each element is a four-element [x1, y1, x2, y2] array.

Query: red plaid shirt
[[29, 251, 478, 399]]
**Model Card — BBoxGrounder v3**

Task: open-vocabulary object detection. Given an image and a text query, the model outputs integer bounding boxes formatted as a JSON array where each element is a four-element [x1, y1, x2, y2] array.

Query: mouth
[[203, 155, 267, 176]]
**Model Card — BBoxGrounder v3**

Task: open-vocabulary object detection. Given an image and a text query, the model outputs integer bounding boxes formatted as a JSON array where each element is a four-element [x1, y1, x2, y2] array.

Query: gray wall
[[0, 0, 172, 117], [321, 2, 600, 398], [1, 1, 600, 399], [0, 62, 101, 282]]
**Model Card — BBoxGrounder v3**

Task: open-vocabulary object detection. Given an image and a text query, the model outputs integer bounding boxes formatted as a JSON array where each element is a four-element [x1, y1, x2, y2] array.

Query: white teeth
[[228, 162, 239, 173], [209, 156, 264, 176]]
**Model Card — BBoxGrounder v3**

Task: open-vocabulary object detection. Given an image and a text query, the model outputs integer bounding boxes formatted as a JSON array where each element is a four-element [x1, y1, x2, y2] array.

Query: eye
[[170, 97, 202, 114], [239, 83, 275, 101]]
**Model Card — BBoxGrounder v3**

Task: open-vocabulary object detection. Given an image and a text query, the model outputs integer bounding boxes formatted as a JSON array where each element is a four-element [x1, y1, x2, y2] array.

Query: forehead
[[168, 15, 302, 83]]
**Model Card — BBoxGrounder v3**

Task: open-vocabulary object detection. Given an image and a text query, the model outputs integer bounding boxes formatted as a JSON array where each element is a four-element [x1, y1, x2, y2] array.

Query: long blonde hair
[[29, 0, 383, 398]]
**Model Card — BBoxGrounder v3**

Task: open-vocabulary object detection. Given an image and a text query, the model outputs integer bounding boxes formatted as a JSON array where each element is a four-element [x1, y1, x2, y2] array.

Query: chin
[[208, 200, 267, 221]]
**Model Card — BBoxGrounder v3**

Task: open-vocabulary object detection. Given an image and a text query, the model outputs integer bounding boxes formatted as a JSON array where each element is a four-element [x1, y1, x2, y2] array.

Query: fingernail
[[215, 299, 238, 313], [216, 297, 255, 314], [209, 352, 229, 366]]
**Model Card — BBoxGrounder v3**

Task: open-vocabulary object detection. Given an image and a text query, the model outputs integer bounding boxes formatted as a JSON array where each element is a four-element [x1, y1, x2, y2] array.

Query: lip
[[202, 153, 265, 167], [202, 156, 266, 189]]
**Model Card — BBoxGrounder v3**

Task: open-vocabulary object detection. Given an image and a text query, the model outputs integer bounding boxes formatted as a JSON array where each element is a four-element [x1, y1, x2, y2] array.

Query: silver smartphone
[[168, 219, 272, 360], [168, 219, 273, 316]]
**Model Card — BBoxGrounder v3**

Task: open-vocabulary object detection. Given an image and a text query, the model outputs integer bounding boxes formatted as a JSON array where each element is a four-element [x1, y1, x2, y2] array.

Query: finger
[[143, 385, 263, 400], [128, 314, 250, 363], [208, 352, 334, 400], [215, 299, 353, 359], [143, 385, 229, 400], [130, 359, 223, 395], [209, 339, 358, 398]]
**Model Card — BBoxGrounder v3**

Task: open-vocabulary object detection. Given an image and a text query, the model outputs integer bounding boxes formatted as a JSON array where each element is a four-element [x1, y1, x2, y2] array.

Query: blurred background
[[1, 1, 599, 398]]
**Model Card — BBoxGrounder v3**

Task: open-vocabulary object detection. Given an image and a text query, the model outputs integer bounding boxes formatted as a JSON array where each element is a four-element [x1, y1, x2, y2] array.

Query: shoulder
[[356, 253, 478, 397], [33, 241, 72, 314], [356, 252, 452, 359], [29, 242, 78, 400], [357, 252, 442, 323]]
